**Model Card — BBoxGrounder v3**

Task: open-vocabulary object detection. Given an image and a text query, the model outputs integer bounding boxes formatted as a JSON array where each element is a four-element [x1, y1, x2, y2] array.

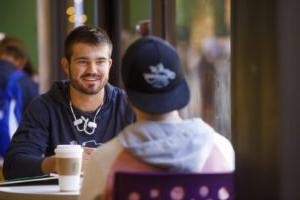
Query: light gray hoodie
[[118, 118, 226, 171], [79, 118, 235, 200]]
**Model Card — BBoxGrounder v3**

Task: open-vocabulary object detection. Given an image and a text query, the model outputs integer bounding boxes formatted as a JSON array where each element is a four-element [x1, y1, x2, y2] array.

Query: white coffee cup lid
[[55, 144, 83, 154]]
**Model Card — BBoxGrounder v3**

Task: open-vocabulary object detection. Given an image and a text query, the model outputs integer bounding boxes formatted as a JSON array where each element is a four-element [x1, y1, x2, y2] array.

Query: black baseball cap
[[121, 36, 190, 114]]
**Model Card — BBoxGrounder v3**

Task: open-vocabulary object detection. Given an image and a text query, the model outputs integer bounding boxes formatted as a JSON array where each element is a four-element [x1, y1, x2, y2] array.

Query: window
[[176, 0, 231, 138]]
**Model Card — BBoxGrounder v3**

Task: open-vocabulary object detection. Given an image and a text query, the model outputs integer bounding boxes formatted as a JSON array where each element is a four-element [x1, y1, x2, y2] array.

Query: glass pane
[[176, 0, 231, 138], [121, 0, 150, 58]]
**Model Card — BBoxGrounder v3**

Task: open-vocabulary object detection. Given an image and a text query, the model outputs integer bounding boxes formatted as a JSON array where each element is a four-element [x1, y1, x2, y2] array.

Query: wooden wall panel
[[231, 0, 279, 199]]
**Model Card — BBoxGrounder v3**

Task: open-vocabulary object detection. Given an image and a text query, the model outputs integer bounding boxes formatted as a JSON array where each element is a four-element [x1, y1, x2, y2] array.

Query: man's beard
[[70, 73, 108, 95]]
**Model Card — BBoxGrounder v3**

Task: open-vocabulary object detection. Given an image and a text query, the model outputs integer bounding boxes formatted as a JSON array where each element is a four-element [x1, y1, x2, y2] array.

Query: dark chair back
[[113, 171, 234, 200]]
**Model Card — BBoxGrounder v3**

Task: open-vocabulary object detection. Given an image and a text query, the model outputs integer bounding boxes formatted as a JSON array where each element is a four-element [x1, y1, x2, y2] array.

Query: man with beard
[[3, 26, 135, 179]]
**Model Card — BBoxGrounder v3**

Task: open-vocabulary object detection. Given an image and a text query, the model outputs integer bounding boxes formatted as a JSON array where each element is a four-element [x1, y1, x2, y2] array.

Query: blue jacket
[[0, 59, 38, 112], [3, 81, 135, 179]]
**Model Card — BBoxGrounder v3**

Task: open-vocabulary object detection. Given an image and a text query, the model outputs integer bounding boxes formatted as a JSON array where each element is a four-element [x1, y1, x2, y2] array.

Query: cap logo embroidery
[[143, 63, 176, 88]]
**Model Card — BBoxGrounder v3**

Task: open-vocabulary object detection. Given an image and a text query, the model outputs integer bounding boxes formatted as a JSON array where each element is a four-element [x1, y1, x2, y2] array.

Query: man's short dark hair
[[64, 25, 113, 62]]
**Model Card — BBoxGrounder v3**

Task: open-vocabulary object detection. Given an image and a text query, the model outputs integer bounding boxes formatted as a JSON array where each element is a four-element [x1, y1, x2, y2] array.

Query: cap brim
[[126, 79, 190, 114]]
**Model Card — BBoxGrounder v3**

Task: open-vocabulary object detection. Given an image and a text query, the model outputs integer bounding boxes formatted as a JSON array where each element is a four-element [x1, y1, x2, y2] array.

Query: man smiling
[[3, 26, 135, 179]]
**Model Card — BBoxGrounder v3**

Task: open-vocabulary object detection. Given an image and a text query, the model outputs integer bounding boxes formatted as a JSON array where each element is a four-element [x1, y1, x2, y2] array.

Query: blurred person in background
[[0, 36, 39, 164], [198, 36, 231, 136]]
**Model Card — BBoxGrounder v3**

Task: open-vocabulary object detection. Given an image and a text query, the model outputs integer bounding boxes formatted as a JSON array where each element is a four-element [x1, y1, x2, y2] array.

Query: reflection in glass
[[176, 0, 231, 138]]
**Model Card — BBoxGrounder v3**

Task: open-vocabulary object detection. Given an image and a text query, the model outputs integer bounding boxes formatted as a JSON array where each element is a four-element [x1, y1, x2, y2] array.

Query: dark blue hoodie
[[3, 81, 135, 179]]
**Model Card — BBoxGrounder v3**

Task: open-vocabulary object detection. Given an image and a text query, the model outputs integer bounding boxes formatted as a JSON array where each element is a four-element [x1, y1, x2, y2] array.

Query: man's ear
[[61, 57, 70, 76], [108, 58, 112, 70]]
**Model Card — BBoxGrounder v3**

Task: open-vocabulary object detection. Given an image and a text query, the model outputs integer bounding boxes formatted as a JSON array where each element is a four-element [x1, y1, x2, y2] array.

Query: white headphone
[[69, 102, 102, 135]]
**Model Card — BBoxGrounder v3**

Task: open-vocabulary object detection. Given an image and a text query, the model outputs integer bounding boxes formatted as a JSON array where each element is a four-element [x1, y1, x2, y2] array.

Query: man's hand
[[41, 147, 95, 175], [41, 155, 56, 174], [82, 147, 96, 173]]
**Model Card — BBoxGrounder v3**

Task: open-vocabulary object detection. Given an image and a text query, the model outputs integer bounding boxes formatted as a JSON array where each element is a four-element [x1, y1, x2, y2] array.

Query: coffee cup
[[55, 145, 83, 192]]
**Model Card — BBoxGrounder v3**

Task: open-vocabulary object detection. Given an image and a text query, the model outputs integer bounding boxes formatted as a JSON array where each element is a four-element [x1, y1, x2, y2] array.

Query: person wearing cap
[[79, 36, 235, 200], [3, 26, 135, 180]]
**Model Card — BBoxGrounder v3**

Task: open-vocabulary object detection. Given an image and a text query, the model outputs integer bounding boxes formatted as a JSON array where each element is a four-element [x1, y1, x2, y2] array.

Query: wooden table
[[0, 167, 3, 181], [0, 185, 79, 200], [0, 160, 3, 181]]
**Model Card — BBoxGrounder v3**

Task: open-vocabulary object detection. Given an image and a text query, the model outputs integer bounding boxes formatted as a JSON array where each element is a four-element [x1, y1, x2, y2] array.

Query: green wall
[[84, 0, 149, 31], [84, 0, 94, 27], [0, 0, 37, 71], [128, 0, 149, 30]]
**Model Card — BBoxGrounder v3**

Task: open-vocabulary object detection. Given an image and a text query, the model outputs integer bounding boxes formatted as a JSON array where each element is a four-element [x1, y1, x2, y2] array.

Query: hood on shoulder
[[48, 80, 70, 105], [118, 118, 215, 172]]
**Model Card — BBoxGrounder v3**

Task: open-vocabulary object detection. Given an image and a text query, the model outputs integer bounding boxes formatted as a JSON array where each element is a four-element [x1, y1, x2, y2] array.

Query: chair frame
[[113, 171, 234, 200]]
